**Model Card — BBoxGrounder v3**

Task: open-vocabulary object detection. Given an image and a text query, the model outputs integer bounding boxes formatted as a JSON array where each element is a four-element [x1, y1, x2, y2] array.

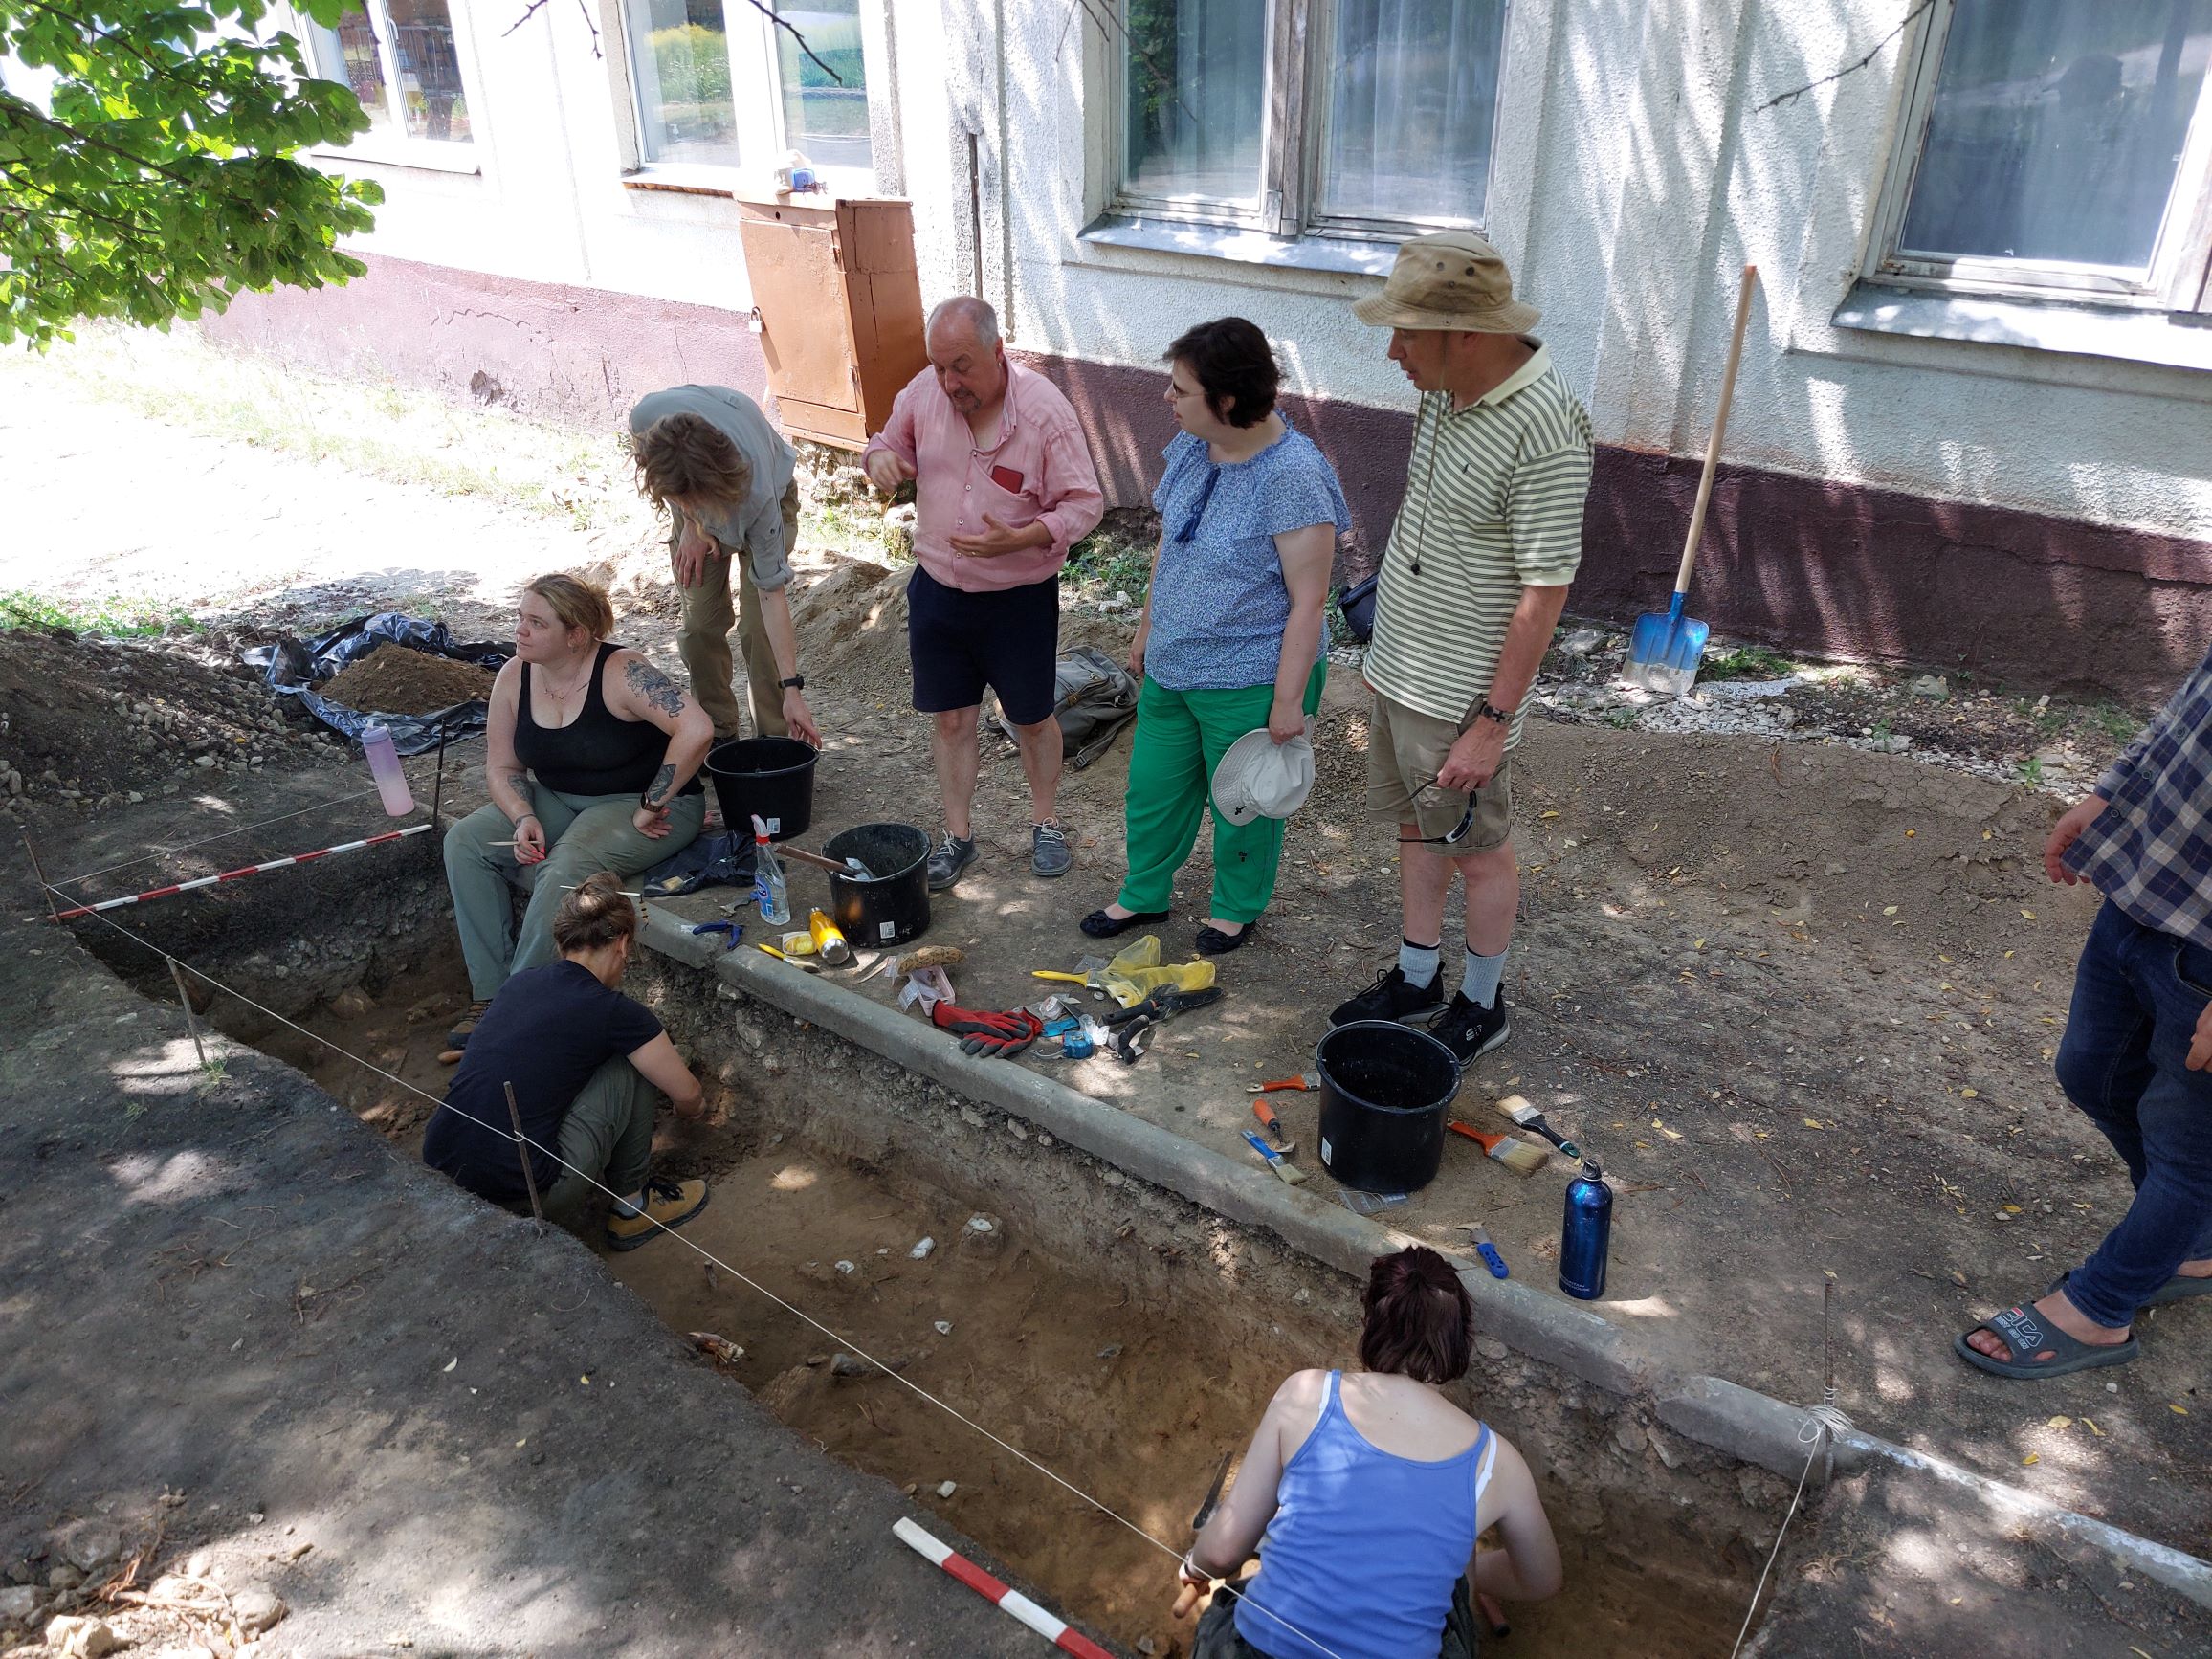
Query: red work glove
[[930, 1002, 1044, 1059]]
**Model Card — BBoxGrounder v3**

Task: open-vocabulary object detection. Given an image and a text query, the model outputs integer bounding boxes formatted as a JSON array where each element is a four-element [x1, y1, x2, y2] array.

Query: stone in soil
[[231, 1583, 286, 1632], [0, 1584, 38, 1625]]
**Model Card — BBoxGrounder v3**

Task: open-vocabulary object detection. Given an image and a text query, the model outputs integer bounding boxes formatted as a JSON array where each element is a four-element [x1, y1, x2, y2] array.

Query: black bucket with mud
[[88, 866, 1778, 1659]]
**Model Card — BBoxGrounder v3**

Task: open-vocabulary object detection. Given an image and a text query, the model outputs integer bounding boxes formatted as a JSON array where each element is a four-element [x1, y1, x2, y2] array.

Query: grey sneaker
[[926, 830, 979, 892], [1031, 820, 1073, 879]]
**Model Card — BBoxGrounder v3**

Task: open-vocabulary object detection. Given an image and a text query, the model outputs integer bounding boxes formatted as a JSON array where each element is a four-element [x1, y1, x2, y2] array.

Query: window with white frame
[[302, 0, 473, 147], [1872, 0, 2212, 310], [1117, 0, 1508, 239], [621, 0, 871, 176]]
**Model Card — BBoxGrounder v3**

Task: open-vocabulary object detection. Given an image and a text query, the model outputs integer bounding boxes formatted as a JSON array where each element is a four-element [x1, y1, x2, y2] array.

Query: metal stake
[[19, 831, 60, 925], [504, 1080, 544, 1227], [168, 960, 209, 1069], [428, 722, 450, 835]]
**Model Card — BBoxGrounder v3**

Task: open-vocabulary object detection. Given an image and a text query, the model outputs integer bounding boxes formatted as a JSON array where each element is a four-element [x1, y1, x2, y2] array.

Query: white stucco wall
[[893, 0, 2212, 541], [303, 0, 2211, 539]]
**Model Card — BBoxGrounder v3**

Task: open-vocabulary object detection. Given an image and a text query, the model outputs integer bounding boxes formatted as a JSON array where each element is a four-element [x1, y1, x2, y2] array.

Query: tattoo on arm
[[624, 657, 688, 720], [643, 763, 675, 808], [502, 768, 530, 799]]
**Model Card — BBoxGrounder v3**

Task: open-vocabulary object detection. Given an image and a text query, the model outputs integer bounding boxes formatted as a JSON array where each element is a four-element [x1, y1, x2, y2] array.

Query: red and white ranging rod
[[893, 1518, 1114, 1659], [45, 824, 432, 922]]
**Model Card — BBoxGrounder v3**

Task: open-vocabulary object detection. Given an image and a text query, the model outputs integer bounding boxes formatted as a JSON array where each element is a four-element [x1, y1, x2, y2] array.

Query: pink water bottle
[[361, 724, 415, 816]]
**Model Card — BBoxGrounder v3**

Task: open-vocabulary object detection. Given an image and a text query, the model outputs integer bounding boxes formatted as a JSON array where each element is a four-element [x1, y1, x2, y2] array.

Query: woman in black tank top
[[440, 574, 717, 1019]]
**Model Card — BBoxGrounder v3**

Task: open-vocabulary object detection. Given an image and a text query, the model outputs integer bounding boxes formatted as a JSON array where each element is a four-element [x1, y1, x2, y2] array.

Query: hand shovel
[[1625, 264, 1758, 697]]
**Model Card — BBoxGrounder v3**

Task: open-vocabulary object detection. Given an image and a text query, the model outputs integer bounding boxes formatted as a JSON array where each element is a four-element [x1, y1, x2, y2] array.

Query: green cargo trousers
[[1117, 662, 1325, 926], [539, 1055, 660, 1228], [675, 479, 801, 741], [444, 785, 705, 999]]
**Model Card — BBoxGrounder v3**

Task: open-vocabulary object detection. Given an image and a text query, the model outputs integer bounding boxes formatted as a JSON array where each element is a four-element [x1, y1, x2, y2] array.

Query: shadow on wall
[[202, 253, 771, 431], [1579, 452, 2206, 701]]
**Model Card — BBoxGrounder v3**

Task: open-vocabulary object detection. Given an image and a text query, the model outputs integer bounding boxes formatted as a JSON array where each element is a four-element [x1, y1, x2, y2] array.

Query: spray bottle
[[1559, 1159, 1613, 1301], [750, 815, 789, 925], [360, 723, 414, 816]]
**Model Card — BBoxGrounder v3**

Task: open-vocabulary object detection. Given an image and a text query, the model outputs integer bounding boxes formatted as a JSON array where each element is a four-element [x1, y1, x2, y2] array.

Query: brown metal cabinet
[[738, 197, 927, 450]]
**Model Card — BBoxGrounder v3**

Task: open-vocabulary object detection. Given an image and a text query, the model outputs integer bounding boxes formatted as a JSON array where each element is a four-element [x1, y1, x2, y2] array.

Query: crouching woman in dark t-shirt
[[424, 872, 713, 1250]]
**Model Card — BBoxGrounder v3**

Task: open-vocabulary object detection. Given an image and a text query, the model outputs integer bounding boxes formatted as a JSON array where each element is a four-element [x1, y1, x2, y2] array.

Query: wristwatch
[[780, 674, 806, 691], [1475, 700, 1513, 725]]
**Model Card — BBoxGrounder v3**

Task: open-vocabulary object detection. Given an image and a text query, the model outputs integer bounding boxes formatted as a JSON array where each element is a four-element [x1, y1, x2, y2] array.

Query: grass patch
[[2090, 701, 2143, 744], [1699, 643, 1795, 681], [2017, 756, 2046, 786], [0, 590, 193, 638], [1065, 526, 1156, 603]]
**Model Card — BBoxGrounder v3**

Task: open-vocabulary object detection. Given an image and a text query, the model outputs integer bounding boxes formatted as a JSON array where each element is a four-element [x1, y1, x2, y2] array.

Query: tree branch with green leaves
[[0, 0, 385, 347]]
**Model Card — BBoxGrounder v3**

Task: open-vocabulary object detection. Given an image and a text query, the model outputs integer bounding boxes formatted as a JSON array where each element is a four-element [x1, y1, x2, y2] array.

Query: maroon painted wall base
[[206, 258, 2205, 700], [202, 253, 769, 429]]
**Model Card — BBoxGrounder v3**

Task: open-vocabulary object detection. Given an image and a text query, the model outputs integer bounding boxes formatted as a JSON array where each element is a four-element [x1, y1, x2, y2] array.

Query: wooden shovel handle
[[1671, 264, 1759, 597]]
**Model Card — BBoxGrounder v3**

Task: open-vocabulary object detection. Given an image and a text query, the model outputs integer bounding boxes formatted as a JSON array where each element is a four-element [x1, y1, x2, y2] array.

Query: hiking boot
[[1428, 990, 1511, 1068], [1031, 820, 1073, 879], [927, 830, 979, 892], [446, 999, 493, 1050], [1327, 965, 1444, 1029], [606, 1174, 710, 1251]]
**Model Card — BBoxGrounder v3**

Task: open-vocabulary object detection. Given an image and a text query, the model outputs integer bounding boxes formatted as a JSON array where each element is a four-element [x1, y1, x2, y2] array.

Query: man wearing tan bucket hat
[[1328, 231, 1593, 1068]]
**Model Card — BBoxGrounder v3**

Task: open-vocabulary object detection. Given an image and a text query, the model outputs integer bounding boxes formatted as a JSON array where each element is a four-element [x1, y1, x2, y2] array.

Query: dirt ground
[[5, 328, 2207, 1644]]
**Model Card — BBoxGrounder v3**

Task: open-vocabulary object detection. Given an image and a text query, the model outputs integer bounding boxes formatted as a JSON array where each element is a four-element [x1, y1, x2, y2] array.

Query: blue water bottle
[[1559, 1159, 1613, 1300]]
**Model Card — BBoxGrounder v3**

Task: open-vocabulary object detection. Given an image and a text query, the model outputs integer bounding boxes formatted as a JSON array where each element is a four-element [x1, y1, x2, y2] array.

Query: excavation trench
[[85, 874, 1778, 1659]]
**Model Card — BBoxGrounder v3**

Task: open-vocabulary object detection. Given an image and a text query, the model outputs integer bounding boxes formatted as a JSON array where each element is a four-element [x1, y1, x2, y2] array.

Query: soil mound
[[319, 645, 497, 713]]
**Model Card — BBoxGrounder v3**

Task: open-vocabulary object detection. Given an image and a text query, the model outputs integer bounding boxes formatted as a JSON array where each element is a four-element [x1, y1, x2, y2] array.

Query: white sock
[[1399, 939, 1441, 989], [1461, 947, 1507, 1007], [612, 1190, 646, 1218]]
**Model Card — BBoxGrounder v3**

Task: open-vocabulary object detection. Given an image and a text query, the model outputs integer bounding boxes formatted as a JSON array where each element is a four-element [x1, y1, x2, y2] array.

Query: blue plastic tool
[[689, 919, 743, 951], [1465, 1224, 1509, 1279]]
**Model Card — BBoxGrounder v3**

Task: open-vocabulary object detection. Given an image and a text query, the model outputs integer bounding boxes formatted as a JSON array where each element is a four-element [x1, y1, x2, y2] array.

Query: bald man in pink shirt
[[862, 296, 1105, 891]]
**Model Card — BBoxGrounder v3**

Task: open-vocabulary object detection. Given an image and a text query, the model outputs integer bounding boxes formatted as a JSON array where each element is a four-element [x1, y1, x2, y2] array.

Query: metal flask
[[1559, 1159, 1613, 1301]]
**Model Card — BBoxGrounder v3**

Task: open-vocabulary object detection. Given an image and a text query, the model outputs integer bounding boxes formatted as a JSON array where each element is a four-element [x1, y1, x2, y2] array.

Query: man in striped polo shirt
[[1329, 232, 1593, 1066]]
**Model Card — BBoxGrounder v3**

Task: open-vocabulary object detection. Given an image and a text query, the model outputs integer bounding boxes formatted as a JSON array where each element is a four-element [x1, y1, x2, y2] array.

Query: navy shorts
[[907, 564, 1059, 726]]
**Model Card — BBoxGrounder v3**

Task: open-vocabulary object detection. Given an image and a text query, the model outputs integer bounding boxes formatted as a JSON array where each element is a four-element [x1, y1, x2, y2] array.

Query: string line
[[50, 889, 1349, 1659]]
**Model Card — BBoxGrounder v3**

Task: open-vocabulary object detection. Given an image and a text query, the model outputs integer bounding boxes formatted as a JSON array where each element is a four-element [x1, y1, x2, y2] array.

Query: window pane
[[386, 0, 470, 142], [304, 2, 395, 137], [627, 0, 741, 166], [776, 0, 871, 172], [1900, 0, 2212, 271], [1318, 0, 1506, 225], [1123, 0, 1267, 207]]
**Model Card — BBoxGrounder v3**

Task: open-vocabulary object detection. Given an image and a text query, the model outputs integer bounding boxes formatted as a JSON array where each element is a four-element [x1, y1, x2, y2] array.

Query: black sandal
[[1081, 907, 1170, 939], [1195, 919, 1256, 956]]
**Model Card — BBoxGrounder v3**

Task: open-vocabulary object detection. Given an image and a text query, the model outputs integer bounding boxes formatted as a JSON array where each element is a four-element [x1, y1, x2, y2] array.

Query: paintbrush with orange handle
[[1447, 1122, 1549, 1176]]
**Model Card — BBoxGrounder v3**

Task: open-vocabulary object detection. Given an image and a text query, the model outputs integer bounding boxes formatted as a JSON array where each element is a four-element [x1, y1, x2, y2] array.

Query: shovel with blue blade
[[1625, 264, 1759, 697]]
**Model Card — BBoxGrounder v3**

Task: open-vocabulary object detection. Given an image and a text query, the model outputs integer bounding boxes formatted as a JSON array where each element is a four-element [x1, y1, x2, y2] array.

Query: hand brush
[[1447, 1122, 1549, 1176], [1494, 1094, 1581, 1160]]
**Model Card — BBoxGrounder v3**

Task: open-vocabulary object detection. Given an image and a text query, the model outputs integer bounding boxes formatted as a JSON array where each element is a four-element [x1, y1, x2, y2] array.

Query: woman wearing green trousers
[[442, 573, 713, 1048], [1084, 319, 1349, 956]]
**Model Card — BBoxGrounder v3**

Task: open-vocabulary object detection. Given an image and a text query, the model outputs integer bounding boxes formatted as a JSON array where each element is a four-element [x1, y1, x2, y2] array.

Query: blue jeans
[[2056, 901, 2212, 1327]]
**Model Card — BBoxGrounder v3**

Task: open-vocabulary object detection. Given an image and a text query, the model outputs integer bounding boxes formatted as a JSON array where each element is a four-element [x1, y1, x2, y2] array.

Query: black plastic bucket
[[1315, 1021, 1462, 1193], [824, 822, 932, 947], [705, 737, 817, 841]]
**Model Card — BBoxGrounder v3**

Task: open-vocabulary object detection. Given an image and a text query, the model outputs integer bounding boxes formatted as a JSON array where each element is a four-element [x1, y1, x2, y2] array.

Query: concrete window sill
[[1079, 215, 1395, 276], [1833, 282, 2212, 375]]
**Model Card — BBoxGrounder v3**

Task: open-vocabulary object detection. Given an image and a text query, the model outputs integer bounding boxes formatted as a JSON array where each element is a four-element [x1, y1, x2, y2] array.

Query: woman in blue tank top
[[1174, 1248, 1562, 1659]]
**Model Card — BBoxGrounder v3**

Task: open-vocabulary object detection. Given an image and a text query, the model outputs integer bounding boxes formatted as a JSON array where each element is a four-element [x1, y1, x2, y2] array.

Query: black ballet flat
[[1194, 919, 1256, 956], [1081, 907, 1171, 939]]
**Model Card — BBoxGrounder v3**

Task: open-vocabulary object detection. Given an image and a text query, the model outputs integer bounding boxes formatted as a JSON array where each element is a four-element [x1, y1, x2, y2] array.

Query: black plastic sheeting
[[243, 613, 513, 756]]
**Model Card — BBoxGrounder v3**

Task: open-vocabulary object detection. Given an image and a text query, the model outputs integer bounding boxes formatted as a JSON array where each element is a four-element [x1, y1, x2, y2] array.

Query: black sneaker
[[926, 831, 979, 892], [1327, 965, 1444, 1029], [1428, 990, 1510, 1068]]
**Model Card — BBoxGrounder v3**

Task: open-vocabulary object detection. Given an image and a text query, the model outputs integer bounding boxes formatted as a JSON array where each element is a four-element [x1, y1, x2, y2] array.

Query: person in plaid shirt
[[1959, 648, 2212, 1378]]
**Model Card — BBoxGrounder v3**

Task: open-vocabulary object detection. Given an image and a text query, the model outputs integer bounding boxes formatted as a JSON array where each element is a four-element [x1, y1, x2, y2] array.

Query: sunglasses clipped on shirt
[[1173, 465, 1223, 544], [1400, 773, 1479, 847]]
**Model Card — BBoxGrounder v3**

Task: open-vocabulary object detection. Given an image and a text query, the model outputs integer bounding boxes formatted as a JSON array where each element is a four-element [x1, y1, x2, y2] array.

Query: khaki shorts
[[1366, 691, 1515, 852]]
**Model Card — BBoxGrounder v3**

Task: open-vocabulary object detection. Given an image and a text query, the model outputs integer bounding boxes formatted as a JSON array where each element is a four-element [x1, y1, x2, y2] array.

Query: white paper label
[[879, 920, 896, 940], [1319, 1138, 1332, 1162]]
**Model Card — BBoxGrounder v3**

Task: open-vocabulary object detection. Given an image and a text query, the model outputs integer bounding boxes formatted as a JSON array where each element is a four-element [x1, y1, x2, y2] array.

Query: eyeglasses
[[1173, 466, 1222, 544], [1398, 773, 1478, 847]]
